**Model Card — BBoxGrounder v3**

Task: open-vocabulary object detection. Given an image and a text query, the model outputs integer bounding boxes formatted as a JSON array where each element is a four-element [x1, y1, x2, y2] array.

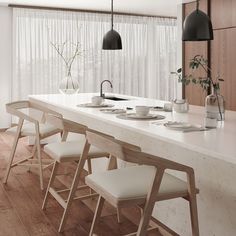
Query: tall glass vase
[[59, 72, 79, 95], [205, 87, 225, 121]]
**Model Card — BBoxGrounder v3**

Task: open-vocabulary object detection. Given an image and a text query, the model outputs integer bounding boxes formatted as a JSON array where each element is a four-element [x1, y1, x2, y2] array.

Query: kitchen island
[[29, 93, 236, 236]]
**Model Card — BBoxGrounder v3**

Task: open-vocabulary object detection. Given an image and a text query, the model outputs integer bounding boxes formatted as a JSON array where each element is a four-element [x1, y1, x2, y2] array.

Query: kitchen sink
[[104, 96, 129, 101]]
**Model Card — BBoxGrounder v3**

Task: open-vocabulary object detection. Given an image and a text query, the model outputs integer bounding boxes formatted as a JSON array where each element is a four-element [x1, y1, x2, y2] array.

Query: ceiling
[[0, 0, 194, 17]]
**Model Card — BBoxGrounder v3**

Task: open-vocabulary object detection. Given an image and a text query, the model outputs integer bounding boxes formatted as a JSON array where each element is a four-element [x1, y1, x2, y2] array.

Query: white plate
[[100, 108, 126, 114], [125, 113, 165, 120], [77, 103, 114, 108]]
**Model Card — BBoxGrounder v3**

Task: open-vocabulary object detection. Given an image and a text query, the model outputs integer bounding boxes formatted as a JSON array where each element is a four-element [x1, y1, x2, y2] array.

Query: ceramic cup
[[163, 102, 173, 112], [91, 96, 104, 106], [135, 106, 150, 116]]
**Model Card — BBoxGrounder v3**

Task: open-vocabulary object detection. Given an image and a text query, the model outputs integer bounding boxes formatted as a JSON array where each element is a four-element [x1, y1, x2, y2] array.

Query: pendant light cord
[[196, 0, 199, 11], [111, 0, 114, 30]]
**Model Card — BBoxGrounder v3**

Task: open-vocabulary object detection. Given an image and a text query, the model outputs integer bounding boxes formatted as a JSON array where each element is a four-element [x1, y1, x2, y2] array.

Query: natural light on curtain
[[12, 8, 177, 101]]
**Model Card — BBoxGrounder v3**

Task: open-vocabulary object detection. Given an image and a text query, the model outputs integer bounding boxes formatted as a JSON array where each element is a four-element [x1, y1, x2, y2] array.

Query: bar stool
[[83, 130, 199, 236], [3, 100, 62, 190], [41, 115, 110, 232]]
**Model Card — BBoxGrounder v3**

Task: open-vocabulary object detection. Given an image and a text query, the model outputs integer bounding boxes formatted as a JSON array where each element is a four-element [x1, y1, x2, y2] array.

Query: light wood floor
[[0, 132, 168, 236]]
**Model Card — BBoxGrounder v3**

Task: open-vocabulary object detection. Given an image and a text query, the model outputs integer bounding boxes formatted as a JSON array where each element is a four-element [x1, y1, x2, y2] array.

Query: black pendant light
[[182, 0, 213, 41], [102, 0, 122, 50]]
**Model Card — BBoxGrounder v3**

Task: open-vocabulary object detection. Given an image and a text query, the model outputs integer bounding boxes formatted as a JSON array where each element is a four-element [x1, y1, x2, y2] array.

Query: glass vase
[[59, 73, 79, 95], [205, 88, 225, 121]]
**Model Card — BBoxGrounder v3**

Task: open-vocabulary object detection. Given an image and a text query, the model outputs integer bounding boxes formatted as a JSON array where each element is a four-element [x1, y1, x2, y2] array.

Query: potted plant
[[171, 55, 225, 121]]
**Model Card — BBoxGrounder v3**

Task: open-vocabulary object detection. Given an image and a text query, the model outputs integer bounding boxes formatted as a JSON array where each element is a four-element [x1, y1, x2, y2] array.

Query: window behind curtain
[[12, 8, 177, 101]]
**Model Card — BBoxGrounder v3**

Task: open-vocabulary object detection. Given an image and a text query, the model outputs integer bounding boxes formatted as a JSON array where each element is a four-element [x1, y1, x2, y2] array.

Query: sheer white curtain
[[12, 8, 177, 102]]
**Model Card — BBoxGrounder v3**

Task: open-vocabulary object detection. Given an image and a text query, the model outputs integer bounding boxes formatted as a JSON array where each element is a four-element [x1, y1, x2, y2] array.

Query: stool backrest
[[45, 114, 88, 135], [86, 130, 193, 173], [6, 100, 62, 124]]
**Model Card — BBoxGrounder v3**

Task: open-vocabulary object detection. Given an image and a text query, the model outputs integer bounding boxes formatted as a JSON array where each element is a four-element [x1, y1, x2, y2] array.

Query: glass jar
[[205, 88, 225, 121], [59, 73, 79, 95]]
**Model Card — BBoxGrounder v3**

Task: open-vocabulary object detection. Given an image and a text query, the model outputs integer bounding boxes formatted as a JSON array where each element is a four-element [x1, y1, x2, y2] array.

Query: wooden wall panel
[[183, 0, 208, 106], [211, 0, 236, 29], [211, 28, 236, 111]]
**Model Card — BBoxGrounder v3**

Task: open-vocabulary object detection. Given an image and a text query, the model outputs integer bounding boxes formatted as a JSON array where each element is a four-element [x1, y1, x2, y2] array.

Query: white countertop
[[29, 93, 236, 165]]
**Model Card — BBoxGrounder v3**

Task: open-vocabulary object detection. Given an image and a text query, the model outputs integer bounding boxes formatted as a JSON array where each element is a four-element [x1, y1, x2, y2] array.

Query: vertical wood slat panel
[[211, 28, 236, 111], [211, 0, 236, 30], [183, 0, 209, 106]]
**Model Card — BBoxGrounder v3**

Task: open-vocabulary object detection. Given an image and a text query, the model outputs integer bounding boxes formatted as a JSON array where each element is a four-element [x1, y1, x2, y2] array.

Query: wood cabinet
[[211, 28, 236, 110], [183, 0, 236, 111], [211, 0, 236, 29], [183, 0, 208, 106]]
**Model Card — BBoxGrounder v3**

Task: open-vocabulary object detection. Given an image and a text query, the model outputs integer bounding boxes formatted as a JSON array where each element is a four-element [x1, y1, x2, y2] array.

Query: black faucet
[[100, 80, 113, 98]]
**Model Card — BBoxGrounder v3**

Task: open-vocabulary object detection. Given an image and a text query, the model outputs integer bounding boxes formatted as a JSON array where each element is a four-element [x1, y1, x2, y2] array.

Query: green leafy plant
[[171, 55, 224, 91], [171, 55, 224, 120]]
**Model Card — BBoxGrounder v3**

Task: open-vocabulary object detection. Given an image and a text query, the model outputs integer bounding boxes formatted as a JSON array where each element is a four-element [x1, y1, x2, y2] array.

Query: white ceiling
[[0, 0, 194, 17]]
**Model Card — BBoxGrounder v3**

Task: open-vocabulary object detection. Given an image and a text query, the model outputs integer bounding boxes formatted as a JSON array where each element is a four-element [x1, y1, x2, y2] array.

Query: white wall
[[0, 6, 12, 128]]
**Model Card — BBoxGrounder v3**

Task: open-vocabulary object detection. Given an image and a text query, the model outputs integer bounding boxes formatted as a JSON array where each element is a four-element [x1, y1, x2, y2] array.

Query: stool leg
[[3, 119, 24, 184], [36, 135, 44, 190], [89, 196, 105, 236], [42, 161, 59, 210], [137, 169, 164, 236], [28, 141, 37, 172], [58, 141, 90, 232], [187, 173, 199, 236]]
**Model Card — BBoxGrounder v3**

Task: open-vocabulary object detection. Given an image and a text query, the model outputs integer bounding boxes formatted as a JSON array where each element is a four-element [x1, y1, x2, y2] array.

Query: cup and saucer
[[126, 106, 164, 120], [77, 96, 114, 108]]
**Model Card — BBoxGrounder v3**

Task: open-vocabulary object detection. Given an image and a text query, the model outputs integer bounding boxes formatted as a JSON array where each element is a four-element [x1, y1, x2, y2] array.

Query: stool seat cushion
[[85, 165, 188, 203], [6, 123, 60, 138], [44, 140, 108, 162]]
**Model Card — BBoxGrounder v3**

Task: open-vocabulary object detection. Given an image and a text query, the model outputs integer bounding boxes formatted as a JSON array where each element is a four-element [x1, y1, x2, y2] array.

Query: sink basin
[[104, 96, 129, 101]]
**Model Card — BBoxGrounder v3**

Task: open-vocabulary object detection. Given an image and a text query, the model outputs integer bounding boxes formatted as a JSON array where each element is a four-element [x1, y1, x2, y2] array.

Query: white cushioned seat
[[85, 165, 188, 202], [44, 140, 108, 162], [6, 123, 60, 138]]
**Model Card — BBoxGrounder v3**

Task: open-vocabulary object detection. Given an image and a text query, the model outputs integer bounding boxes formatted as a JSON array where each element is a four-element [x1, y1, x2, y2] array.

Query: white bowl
[[135, 106, 150, 116], [91, 96, 104, 105]]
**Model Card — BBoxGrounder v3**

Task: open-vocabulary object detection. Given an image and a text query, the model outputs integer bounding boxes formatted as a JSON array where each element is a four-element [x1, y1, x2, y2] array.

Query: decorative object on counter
[[91, 96, 104, 106], [182, 0, 213, 41], [173, 99, 189, 113], [204, 117, 217, 128], [171, 55, 225, 121], [51, 41, 81, 94], [102, 0, 122, 50]]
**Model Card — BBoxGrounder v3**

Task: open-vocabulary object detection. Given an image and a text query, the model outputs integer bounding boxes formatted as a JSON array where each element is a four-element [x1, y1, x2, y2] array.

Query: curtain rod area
[[8, 4, 177, 19]]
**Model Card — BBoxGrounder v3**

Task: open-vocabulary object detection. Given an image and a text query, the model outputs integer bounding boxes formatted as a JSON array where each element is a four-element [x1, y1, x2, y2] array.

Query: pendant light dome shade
[[102, 0, 122, 50], [182, 1, 213, 41], [102, 29, 122, 50]]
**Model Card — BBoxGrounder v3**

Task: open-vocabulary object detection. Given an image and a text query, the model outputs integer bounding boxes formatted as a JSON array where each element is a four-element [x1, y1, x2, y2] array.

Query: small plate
[[100, 108, 126, 114], [77, 103, 114, 108], [125, 113, 165, 120]]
